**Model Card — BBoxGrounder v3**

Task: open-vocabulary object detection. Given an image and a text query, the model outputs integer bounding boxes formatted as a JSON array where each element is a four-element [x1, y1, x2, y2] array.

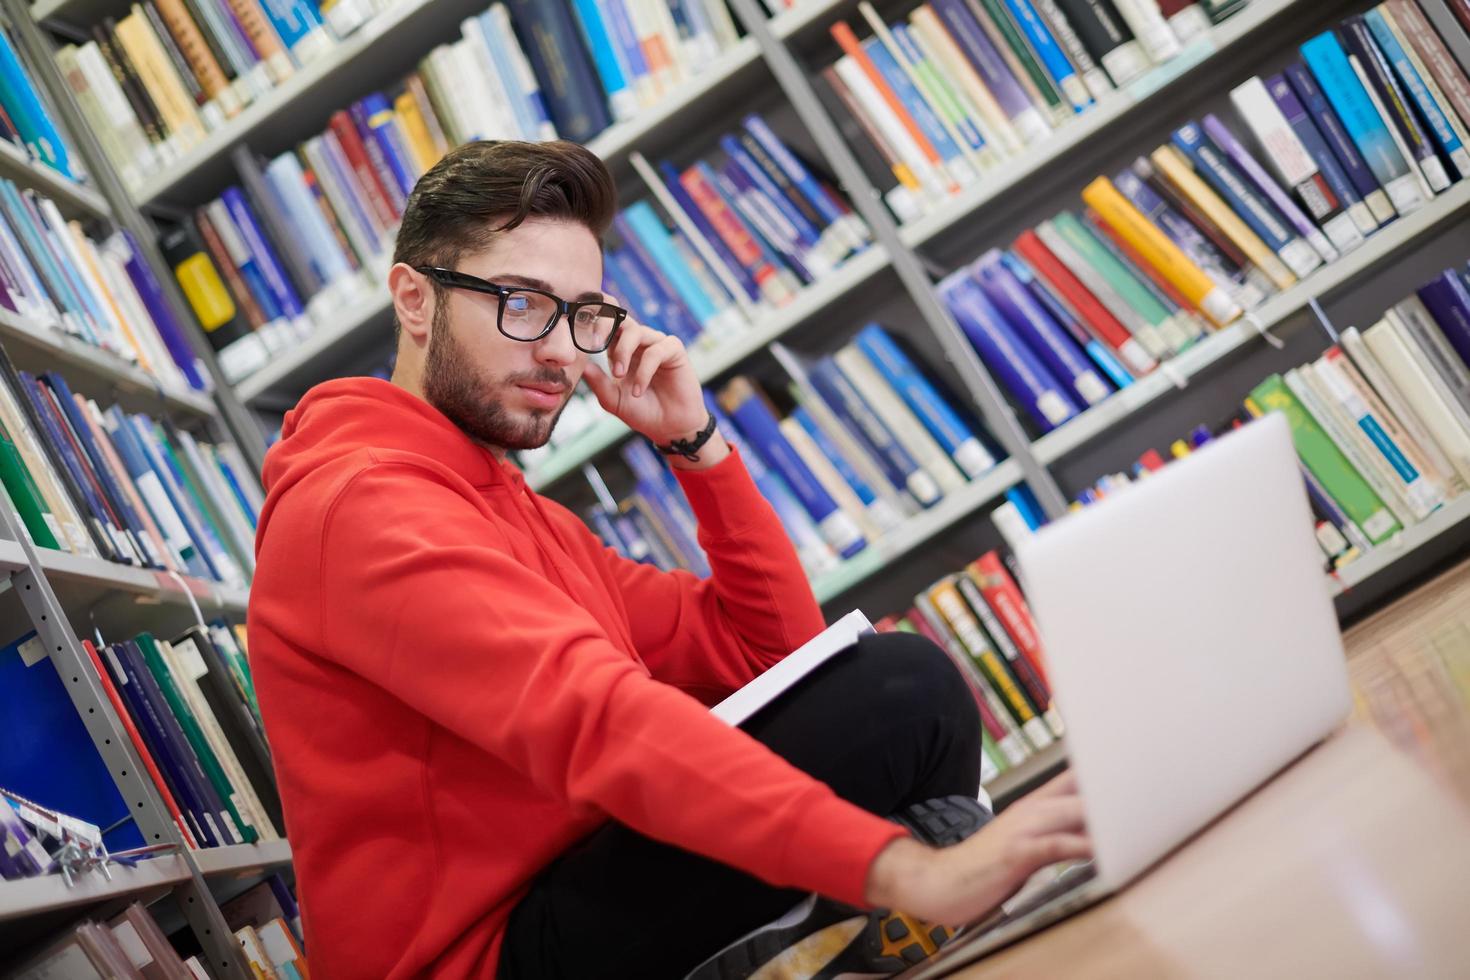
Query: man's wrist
[[666, 429, 730, 471], [864, 835, 933, 909]]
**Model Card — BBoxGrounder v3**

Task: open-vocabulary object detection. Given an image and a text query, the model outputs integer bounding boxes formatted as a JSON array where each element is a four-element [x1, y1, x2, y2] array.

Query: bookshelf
[[0, 851, 192, 921], [0, 139, 109, 218], [191, 840, 294, 878]]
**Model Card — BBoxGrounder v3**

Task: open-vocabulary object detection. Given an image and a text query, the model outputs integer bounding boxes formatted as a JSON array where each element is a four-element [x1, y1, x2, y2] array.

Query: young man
[[248, 141, 1089, 979]]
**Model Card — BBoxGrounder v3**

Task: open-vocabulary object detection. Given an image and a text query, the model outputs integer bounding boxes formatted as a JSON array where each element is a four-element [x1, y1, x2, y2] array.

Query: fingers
[[628, 335, 683, 398], [608, 319, 663, 380], [1010, 796, 1086, 837], [1017, 832, 1093, 869]]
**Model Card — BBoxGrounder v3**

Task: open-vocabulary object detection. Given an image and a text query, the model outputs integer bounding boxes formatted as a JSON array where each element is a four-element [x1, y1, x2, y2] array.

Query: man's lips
[[516, 381, 567, 408]]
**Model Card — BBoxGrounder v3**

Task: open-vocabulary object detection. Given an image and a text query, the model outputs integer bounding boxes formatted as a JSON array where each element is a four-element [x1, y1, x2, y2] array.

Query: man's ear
[[388, 263, 434, 345]]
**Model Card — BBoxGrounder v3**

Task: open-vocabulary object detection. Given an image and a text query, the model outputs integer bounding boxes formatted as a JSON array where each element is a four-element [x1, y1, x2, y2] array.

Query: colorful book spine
[[1283, 59, 1397, 225], [1416, 269, 1470, 368], [1363, 8, 1470, 180], [1001, 0, 1092, 111], [930, 0, 1050, 141]]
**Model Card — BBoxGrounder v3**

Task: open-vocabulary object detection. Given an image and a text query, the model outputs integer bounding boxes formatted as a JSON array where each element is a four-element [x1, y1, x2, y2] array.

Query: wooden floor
[[1344, 558, 1470, 806]]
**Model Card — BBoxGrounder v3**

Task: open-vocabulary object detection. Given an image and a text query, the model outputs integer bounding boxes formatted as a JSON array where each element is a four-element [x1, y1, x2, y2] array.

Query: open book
[[711, 610, 872, 727]]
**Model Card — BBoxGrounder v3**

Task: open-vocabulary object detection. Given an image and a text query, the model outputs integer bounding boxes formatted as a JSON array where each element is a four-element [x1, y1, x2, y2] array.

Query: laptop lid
[[1015, 413, 1352, 889]]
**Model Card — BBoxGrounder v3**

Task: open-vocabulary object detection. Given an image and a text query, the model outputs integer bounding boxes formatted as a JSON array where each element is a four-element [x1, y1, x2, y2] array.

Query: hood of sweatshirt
[[258, 377, 521, 551]]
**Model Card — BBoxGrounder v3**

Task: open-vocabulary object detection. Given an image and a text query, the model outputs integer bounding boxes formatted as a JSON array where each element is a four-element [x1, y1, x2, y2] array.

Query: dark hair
[[392, 140, 617, 340]]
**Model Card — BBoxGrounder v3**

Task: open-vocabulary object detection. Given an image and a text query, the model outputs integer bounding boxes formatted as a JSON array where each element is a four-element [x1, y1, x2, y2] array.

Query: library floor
[[937, 560, 1470, 979]]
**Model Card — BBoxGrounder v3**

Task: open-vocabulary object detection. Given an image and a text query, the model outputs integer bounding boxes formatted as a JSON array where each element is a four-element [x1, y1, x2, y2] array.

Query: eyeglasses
[[415, 266, 628, 353]]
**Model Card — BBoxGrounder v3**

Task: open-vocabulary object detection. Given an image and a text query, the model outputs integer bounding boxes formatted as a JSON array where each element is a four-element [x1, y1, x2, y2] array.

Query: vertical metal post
[[723, 0, 1070, 517], [6, 0, 270, 473]]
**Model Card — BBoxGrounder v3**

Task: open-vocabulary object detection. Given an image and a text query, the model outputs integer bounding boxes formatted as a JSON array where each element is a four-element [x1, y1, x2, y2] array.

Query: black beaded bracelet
[[655, 413, 719, 461]]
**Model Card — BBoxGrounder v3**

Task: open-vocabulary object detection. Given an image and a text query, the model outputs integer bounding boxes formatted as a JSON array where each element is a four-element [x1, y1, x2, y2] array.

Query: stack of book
[[0, 181, 209, 394], [0, 349, 258, 589], [0, 23, 84, 183], [872, 549, 1061, 788], [1022, 263, 1470, 571], [938, 8, 1470, 434], [223, 876, 310, 979], [819, 0, 1250, 217], [4, 901, 214, 977], [579, 323, 1001, 577], [59, 0, 748, 196]]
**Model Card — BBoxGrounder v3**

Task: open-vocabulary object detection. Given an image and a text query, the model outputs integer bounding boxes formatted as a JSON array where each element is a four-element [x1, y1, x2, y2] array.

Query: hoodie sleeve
[[585, 447, 828, 702], [316, 462, 905, 908]]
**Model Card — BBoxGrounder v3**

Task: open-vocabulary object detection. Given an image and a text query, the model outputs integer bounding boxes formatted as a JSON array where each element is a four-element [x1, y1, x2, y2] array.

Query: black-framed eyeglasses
[[415, 266, 628, 353]]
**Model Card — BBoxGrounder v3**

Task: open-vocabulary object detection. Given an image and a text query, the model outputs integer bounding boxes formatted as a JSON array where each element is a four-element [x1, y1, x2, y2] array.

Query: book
[[1339, 16, 1451, 193], [1364, 8, 1470, 180], [1416, 269, 1470, 369], [1283, 59, 1398, 226], [1050, 0, 1150, 87], [1358, 319, 1470, 485]]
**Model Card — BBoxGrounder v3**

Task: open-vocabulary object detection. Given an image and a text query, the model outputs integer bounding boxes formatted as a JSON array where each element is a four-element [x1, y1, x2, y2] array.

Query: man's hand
[[865, 773, 1091, 925], [582, 305, 727, 468]]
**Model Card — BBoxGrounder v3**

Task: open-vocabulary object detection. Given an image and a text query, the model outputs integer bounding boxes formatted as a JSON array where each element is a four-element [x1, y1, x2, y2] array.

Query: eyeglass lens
[[500, 289, 621, 352]]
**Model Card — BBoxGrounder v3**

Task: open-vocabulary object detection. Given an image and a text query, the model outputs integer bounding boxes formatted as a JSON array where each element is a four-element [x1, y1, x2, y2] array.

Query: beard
[[422, 306, 569, 452]]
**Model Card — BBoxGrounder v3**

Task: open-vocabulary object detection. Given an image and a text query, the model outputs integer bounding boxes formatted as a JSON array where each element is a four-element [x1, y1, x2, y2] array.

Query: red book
[[82, 640, 198, 848], [1013, 229, 1139, 352], [969, 552, 1050, 687], [328, 110, 397, 229], [905, 606, 1011, 746], [678, 165, 787, 304]]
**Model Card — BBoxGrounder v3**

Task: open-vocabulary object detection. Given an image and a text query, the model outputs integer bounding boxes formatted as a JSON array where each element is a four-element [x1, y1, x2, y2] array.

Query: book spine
[[1389, 297, 1470, 417], [735, 130, 854, 268], [718, 377, 867, 557], [1388, 0, 1470, 142], [809, 356, 942, 506], [1001, 0, 1092, 111], [0, 28, 75, 177], [854, 323, 995, 477], [1360, 319, 1470, 485], [831, 55, 942, 203], [1004, 250, 1135, 388], [1111, 0, 1181, 62], [504, 0, 611, 142], [957, 567, 1058, 734], [780, 414, 881, 540], [719, 134, 830, 276], [939, 268, 1078, 430], [1283, 59, 1396, 224], [1259, 72, 1379, 240], [1051, 0, 1150, 86], [973, 0, 1066, 120], [890, 21, 992, 163], [220, 185, 305, 328], [569, 0, 638, 121], [220, 0, 292, 84], [326, 111, 396, 229], [741, 112, 870, 251], [1340, 17, 1450, 192], [1030, 0, 1114, 99], [786, 378, 907, 532], [1415, 271, 1470, 369], [620, 203, 727, 331], [929, 0, 1049, 138], [1299, 31, 1425, 215], [655, 160, 760, 305], [1046, 210, 1175, 357], [1364, 8, 1470, 179]]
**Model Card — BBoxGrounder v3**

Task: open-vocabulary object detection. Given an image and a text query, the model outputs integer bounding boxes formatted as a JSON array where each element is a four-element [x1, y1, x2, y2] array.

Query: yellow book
[[928, 577, 1054, 750], [174, 251, 238, 330], [114, 12, 202, 151], [1149, 144, 1297, 292], [393, 91, 440, 174], [1081, 175, 1242, 328]]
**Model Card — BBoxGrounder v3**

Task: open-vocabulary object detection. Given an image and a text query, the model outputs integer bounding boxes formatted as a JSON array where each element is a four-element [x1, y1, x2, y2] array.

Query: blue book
[[0, 632, 144, 852], [928, 0, 1037, 127], [18, 371, 131, 563], [1299, 32, 1424, 215], [620, 438, 709, 577], [358, 93, 417, 200], [475, 11, 538, 139], [0, 182, 93, 337], [1001, 0, 1090, 112], [1115, 163, 1250, 287], [605, 243, 702, 345], [264, 153, 352, 288], [699, 159, 807, 287], [1005, 484, 1047, 531], [116, 229, 207, 391], [1003, 251, 1134, 391], [1363, 9, 1469, 181], [890, 23, 988, 155], [974, 251, 1112, 409], [808, 356, 941, 507], [741, 114, 859, 240], [715, 162, 813, 284], [1170, 122, 1320, 278], [1283, 60, 1390, 222], [40, 373, 158, 566], [1416, 270, 1470, 368], [620, 202, 726, 330], [256, 0, 328, 56], [609, 509, 656, 564], [939, 270, 1079, 432], [586, 505, 625, 554], [124, 414, 227, 583], [853, 323, 996, 478], [720, 135, 824, 258], [722, 379, 867, 558], [569, 0, 636, 120], [11, 186, 111, 341], [792, 405, 879, 508], [656, 159, 761, 304], [1263, 73, 1378, 235], [221, 186, 307, 321], [104, 406, 211, 579], [705, 393, 832, 567], [206, 201, 284, 326], [862, 36, 966, 171], [598, 0, 650, 98], [733, 128, 849, 262], [0, 29, 73, 177], [1339, 17, 1447, 191], [624, 502, 680, 571], [505, 0, 611, 142]]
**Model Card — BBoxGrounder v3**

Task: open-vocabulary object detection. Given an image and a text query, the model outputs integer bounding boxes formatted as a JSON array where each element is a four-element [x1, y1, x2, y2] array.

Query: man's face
[[422, 218, 604, 452]]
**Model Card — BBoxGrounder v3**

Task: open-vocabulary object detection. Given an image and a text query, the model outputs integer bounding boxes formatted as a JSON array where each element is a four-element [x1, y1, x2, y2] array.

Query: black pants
[[497, 630, 983, 980]]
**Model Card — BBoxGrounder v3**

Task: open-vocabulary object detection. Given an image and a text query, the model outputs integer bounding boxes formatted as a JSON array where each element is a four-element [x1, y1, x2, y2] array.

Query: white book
[[1229, 77, 1364, 255], [711, 610, 873, 727], [696, 0, 741, 51], [858, 2, 979, 186], [1339, 327, 1465, 496], [907, 10, 1020, 156], [490, 5, 559, 141], [421, 48, 473, 144], [833, 55, 948, 204], [626, 0, 682, 89], [1286, 366, 1416, 526], [72, 42, 158, 187], [1111, 0, 1181, 64], [1362, 318, 1470, 486], [460, 19, 521, 140], [1313, 351, 1444, 520], [1392, 299, 1470, 416], [834, 344, 967, 495], [303, 137, 380, 271], [781, 416, 883, 541], [55, 46, 142, 192]]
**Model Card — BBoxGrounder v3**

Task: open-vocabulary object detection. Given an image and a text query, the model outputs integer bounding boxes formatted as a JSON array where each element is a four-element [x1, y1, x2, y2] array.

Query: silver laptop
[[904, 412, 1353, 978]]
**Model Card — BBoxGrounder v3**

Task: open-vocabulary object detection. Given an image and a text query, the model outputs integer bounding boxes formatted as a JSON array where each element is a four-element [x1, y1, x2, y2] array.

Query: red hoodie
[[248, 379, 907, 978]]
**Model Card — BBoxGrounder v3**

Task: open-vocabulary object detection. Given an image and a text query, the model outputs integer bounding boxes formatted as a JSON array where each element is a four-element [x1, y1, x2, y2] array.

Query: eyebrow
[[489, 272, 605, 303]]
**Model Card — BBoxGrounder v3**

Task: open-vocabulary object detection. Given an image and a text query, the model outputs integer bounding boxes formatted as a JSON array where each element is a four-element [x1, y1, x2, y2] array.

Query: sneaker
[[684, 796, 993, 980]]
